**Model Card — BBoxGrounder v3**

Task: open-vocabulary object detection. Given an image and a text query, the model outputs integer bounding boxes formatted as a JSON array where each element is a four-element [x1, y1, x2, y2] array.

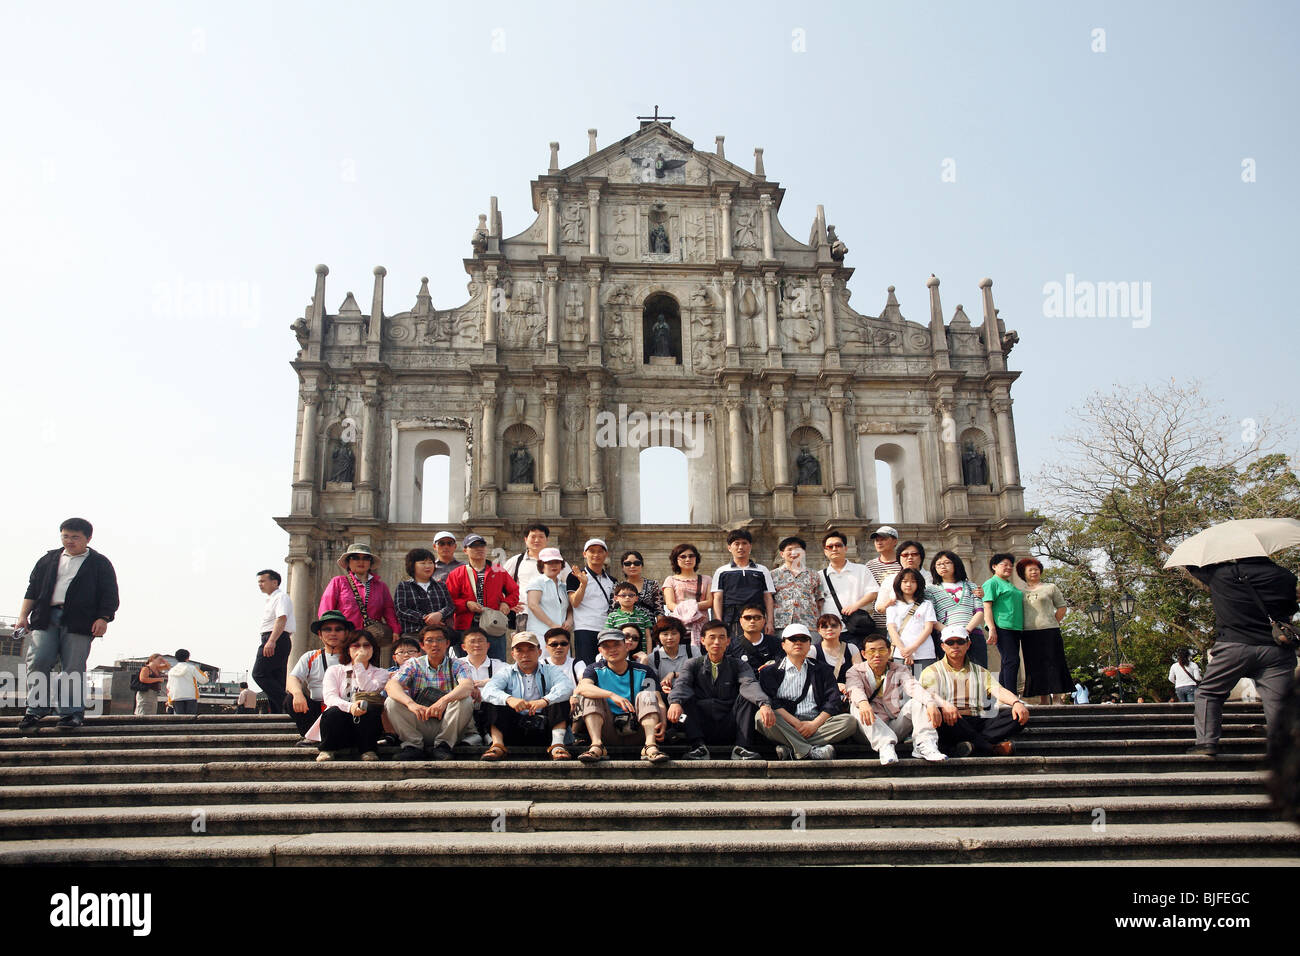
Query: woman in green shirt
[[982, 553, 1025, 696]]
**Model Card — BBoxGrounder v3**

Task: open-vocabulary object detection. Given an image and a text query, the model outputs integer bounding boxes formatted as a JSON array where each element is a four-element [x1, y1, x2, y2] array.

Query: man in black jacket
[[668, 620, 775, 760], [756, 624, 858, 759], [16, 518, 120, 730], [1188, 557, 1299, 757]]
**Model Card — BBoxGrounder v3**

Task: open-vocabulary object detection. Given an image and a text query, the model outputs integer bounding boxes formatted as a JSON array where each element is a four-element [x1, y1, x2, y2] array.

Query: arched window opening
[[639, 446, 689, 524]]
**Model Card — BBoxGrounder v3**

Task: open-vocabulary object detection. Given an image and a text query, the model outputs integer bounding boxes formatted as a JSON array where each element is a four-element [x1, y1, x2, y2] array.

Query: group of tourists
[[246, 522, 1073, 764], [14, 516, 1296, 767]]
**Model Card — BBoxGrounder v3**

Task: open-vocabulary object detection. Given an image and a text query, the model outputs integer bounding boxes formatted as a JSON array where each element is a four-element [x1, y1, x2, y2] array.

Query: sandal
[[548, 744, 572, 761], [578, 744, 607, 763], [480, 743, 508, 762], [640, 744, 669, 764]]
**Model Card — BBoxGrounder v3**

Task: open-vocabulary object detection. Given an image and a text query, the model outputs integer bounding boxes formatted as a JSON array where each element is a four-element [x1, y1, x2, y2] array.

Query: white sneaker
[[878, 745, 899, 766], [808, 744, 836, 760], [913, 740, 947, 762]]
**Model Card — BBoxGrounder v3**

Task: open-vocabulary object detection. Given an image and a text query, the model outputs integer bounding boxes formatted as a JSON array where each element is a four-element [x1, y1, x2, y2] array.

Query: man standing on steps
[[668, 620, 774, 760], [819, 529, 878, 642], [727, 602, 784, 672], [920, 623, 1029, 757], [252, 569, 294, 715], [1186, 556, 1299, 758], [504, 522, 550, 632], [17, 517, 119, 732], [864, 526, 902, 634], [431, 531, 465, 585]]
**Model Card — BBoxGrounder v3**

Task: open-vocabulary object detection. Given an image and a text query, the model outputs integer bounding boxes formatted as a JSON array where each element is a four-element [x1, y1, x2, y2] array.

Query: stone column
[[722, 270, 737, 348], [297, 392, 320, 484], [368, 266, 385, 346], [992, 396, 1021, 486], [544, 268, 559, 346], [770, 397, 790, 487], [820, 274, 838, 352], [763, 272, 779, 353], [287, 548, 314, 663], [483, 265, 498, 346], [586, 380, 606, 517], [828, 396, 850, 488], [542, 393, 560, 489], [357, 388, 379, 487], [759, 193, 774, 260], [481, 394, 498, 491], [546, 187, 559, 255], [719, 193, 733, 259], [937, 399, 961, 487], [586, 269, 601, 348], [588, 188, 600, 256], [726, 399, 745, 488]]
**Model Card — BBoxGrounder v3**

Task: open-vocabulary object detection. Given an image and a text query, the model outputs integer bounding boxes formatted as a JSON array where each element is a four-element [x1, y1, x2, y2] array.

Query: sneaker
[[950, 741, 974, 758], [774, 744, 794, 761], [913, 741, 947, 762], [808, 744, 836, 761], [360, 751, 379, 761], [315, 750, 335, 762], [730, 746, 762, 761], [56, 715, 84, 730], [878, 745, 899, 766], [431, 742, 454, 761], [375, 734, 399, 748], [1187, 743, 1220, 757], [395, 746, 424, 761], [17, 715, 42, 732], [683, 744, 711, 761]]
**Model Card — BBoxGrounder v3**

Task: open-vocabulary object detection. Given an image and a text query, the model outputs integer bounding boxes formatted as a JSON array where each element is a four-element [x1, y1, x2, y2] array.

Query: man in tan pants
[[384, 624, 474, 761]]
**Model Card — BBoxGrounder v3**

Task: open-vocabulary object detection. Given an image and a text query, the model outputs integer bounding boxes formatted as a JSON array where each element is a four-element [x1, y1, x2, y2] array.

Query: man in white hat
[[920, 623, 1029, 757], [865, 526, 902, 631], [479, 631, 575, 760], [566, 538, 618, 665], [754, 624, 858, 759], [431, 531, 464, 585]]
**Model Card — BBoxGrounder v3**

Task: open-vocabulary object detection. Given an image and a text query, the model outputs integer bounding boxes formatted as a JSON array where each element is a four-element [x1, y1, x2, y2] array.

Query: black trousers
[[290, 698, 325, 736], [937, 710, 1024, 755], [484, 701, 570, 746], [574, 629, 599, 666], [681, 696, 758, 749], [995, 627, 1023, 696], [251, 631, 291, 715], [320, 705, 384, 752]]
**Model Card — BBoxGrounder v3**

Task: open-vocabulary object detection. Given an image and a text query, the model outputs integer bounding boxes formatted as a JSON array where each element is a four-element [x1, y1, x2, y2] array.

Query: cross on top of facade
[[636, 105, 675, 127]]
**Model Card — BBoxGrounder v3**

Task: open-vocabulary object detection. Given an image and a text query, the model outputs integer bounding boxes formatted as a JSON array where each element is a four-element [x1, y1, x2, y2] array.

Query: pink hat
[[539, 547, 564, 563]]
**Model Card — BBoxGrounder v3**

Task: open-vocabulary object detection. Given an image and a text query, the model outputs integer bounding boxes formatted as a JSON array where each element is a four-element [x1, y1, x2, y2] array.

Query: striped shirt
[[920, 658, 1005, 717], [925, 580, 984, 627], [866, 558, 902, 629], [776, 658, 819, 720]]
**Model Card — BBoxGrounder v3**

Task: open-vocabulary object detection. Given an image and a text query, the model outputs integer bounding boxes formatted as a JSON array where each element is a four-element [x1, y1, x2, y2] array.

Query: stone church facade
[[276, 119, 1036, 660]]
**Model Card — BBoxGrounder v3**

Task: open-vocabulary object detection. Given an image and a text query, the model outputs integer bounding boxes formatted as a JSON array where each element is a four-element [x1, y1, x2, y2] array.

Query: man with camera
[[384, 624, 475, 761], [479, 631, 574, 760]]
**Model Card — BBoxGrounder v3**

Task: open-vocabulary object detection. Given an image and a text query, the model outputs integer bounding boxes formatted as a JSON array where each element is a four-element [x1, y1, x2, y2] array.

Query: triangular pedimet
[[559, 123, 762, 187], [337, 292, 362, 315]]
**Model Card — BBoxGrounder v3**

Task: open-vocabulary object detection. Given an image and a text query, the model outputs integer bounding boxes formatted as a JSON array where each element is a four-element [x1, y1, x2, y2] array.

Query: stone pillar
[[586, 382, 606, 517], [759, 193, 774, 259], [992, 395, 1021, 487], [586, 268, 601, 363], [980, 277, 1004, 371], [546, 187, 559, 255], [719, 193, 733, 259], [548, 142, 559, 173], [763, 271, 779, 354], [937, 399, 961, 487], [297, 392, 319, 484], [542, 393, 560, 488], [726, 399, 745, 488], [354, 388, 380, 516], [820, 274, 838, 352], [754, 147, 765, 178], [715, 135, 725, 159], [483, 265, 498, 346], [587, 129, 598, 156], [287, 548, 314, 663], [828, 397, 850, 488], [587, 188, 600, 256], [770, 397, 790, 487], [307, 264, 328, 362], [926, 275, 949, 369], [368, 266, 385, 346], [722, 270, 737, 349], [544, 267, 559, 346], [481, 394, 498, 490]]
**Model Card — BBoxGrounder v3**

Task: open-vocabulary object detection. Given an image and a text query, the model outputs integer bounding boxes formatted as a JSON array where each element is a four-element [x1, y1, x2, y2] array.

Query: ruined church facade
[[276, 120, 1035, 660]]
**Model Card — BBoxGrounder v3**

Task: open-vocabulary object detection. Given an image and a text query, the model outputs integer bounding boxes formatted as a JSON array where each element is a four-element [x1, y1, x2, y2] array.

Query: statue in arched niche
[[650, 314, 673, 358], [795, 446, 821, 486], [509, 445, 535, 485], [962, 442, 988, 486]]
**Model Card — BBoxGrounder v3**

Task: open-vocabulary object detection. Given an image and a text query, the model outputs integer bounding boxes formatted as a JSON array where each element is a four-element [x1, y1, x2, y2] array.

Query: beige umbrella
[[1164, 518, 1300, 568]]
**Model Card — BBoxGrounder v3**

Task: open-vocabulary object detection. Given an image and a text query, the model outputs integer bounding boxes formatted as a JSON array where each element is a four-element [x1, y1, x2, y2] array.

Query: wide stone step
[[0, 768, 1269, 810], [0, 716, 296, 734], [4, 820, 1296, 866], [0, 792, 1279, 841], [0, 733, 305, 752]]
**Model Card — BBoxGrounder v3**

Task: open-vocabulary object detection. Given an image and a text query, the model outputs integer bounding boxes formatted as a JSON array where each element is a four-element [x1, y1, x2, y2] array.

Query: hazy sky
[[3, 1, 1295, 681]]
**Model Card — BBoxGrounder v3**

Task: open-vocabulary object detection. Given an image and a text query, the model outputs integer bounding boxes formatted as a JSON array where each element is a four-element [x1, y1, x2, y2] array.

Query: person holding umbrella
[[1165, 519, 1300, 757]]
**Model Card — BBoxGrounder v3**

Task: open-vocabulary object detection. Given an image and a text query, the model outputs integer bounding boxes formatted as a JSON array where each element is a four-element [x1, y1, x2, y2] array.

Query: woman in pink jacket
[[317, 543, 400, 640]]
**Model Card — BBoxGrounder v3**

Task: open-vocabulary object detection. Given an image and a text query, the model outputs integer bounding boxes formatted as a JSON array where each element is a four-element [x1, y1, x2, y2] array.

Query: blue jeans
[[24, 608, 94, 718], [1175, 685, 1196, 703]]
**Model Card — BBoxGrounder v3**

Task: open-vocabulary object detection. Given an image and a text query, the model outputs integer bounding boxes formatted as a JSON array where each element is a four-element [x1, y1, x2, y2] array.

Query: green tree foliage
[[1030, 382, 1299, 700]]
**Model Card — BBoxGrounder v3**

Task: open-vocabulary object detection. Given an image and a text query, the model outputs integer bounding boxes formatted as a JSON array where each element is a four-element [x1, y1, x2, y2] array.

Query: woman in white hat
[[317, 543, 400, 643], [525, 547, 574, 634]]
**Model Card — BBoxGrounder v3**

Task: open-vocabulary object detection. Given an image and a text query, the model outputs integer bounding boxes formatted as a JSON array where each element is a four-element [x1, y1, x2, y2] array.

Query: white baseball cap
[[870, 526, 899, 540], [432, 531, 456, 544], [583, 538, 609, 551]]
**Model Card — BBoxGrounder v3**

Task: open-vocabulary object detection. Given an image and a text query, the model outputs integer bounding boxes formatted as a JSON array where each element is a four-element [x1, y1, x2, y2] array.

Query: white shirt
[[52, 550, 89, 605], [506, 552, 547, 594], [886, 600, 938, 660], [461, 656, 505, 683], [259, 587, 296, 634], [875, 568, 933, 613], [546, 655, 586, 686], [289, 650, 340, 699], [167, 661, 207, 701], [819, 561, 878, 618], [526, 575, 571, 630], [1168, 661, 1201, 688]]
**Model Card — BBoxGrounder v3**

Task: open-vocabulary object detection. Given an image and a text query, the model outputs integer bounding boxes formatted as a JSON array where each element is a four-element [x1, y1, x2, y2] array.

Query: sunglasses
[[740, 615, 765, 621], [622, 560, 642, 567], [547, 641, 569, 648], [942, 638, 970, 646]]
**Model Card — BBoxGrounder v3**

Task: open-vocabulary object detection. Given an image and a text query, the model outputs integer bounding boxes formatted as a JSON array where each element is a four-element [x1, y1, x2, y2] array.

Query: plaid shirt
[[394, 578, 453, 635], [392, 654, 471, 705], [920, 658, 1005, 717], [846, 660, 936, 720]]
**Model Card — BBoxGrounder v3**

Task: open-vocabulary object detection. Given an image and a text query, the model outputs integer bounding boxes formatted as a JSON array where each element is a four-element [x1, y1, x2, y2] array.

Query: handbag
[[822, 569, 876, 638], [1238, 571, 1300, 649], [345, 573, 394, 647]]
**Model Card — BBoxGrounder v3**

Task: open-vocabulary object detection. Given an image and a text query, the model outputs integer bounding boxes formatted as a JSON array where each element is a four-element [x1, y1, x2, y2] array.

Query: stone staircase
[[1, 704, 1297, 865]]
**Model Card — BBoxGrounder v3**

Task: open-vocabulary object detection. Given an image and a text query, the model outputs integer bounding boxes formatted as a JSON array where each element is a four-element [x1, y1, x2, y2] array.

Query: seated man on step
[[846, 632, 946, 764], [920, 624, 1030, 757], [575, 628, 668, 764], [667, 620, 775, 761], [479, 631, 574, 761], [755, 624, 858, 760], [383, 624, 475, 761]]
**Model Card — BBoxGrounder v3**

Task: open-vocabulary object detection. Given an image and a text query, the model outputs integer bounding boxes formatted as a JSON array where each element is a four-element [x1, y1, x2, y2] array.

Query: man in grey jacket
[[668, 620, 775, 760]]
